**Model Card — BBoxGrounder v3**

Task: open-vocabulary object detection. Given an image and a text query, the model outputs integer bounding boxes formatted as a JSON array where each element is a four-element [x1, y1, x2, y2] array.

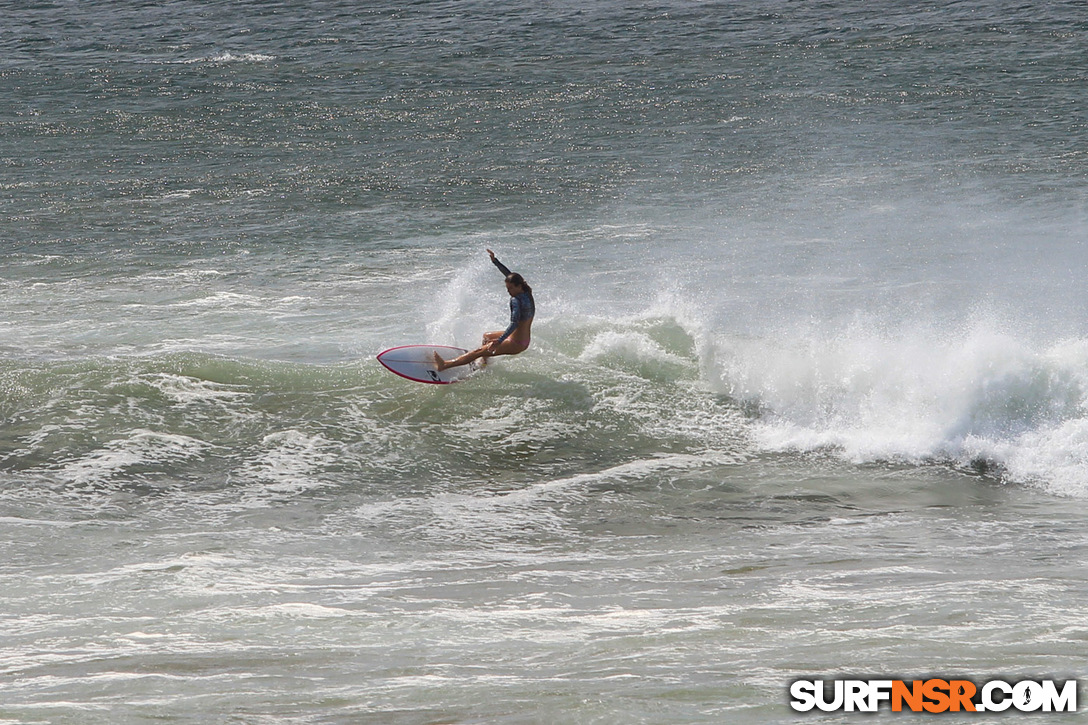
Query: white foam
[[146, 373, 249, 406], [237, 430, 339, 496], [0, 517, 81, 528], [57, 430, 212, 487], [231, 602, 356, 620], [712, 322, 1088, 496], [141, 269, 225, 282], [169, 52, 275, 65], [967, 418, 1088, 498], [578, 329, 690, 370], [170, 291, 262, 310]]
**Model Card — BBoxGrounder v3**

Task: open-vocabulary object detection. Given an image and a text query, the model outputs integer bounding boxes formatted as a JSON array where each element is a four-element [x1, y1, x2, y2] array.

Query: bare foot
[[432, 351, 448, 371]]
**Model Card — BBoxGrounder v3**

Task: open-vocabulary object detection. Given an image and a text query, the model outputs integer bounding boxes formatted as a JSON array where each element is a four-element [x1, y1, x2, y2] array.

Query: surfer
[[433, 249, 535, 371]]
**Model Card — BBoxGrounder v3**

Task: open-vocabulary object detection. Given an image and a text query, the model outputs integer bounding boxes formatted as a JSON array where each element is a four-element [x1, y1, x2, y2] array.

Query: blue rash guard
[[491, 255, 535, 344]]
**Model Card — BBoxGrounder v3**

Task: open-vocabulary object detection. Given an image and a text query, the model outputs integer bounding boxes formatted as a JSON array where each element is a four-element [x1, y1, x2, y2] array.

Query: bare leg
[[433, 346, 488, 371], [433, 337, 528, 371]]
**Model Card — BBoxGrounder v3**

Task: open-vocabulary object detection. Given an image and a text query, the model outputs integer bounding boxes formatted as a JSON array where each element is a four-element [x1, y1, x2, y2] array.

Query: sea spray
[[707, 319, 1088, 495]]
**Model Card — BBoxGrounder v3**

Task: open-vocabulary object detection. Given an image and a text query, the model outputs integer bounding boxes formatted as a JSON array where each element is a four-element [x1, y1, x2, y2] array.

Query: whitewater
[[2, 1, 1087, 723]]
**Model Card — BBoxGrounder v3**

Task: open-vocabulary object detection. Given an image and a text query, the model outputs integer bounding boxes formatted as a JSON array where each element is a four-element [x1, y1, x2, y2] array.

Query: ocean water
[[2, 1, 1087, 722]]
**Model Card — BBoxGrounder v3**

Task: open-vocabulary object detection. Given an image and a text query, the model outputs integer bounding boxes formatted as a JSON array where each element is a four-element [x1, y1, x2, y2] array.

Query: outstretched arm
[[487, 248, 511, 276]]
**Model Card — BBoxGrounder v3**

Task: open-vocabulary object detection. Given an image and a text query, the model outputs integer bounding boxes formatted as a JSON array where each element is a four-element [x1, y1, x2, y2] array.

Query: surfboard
[[376, 344, 479, 384]]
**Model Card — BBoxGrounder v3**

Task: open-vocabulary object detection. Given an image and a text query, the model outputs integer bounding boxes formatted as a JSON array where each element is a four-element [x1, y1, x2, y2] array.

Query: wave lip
[[714, 326, 1088, 497]]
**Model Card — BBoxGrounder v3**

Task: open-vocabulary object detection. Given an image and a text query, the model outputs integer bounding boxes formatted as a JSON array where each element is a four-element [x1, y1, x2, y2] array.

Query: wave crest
[[710, 324, 1088, 496]]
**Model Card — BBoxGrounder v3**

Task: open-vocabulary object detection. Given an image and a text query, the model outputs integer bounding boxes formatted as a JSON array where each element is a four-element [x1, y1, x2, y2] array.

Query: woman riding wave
[[433, 249, 535, 371]]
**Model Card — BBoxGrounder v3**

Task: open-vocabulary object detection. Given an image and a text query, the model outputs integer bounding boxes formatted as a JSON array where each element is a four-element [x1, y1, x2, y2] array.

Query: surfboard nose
[[376, 344, 476, 384]]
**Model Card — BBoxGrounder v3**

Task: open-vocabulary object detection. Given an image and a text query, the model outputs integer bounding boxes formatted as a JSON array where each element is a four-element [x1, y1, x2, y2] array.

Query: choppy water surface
[[2, 1, 1087, 722]]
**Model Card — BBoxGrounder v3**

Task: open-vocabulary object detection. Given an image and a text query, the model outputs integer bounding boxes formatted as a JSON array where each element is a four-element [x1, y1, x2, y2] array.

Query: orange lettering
[[949, 680, 977, 712], [922, 679, 950, 713], [892, 680, 924, 712]]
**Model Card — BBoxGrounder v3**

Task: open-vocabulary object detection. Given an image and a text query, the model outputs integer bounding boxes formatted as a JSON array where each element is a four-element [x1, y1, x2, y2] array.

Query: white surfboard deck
[[376, 344, 480, 385]]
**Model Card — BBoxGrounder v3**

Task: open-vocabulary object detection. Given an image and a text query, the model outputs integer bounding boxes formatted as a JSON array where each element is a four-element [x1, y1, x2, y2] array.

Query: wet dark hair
[[505, 272, 533, 302]]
